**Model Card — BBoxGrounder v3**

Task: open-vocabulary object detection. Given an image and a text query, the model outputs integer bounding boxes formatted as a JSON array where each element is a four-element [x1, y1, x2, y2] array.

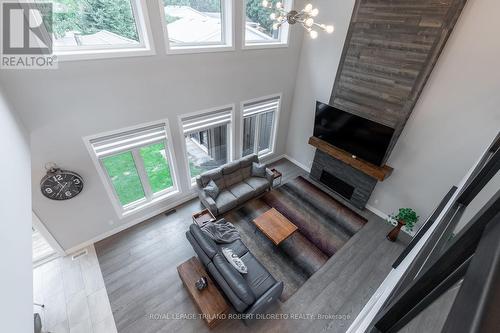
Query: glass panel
[[50, 0, 140, 50], [139, 142, 174, 193], [245, 0, 282, 43], [102, 152, 145, 206], [242, 116, 256, 156], [164, 0, 223, 45], [258, 111, 274, 153], [185, 124, 228, 180]]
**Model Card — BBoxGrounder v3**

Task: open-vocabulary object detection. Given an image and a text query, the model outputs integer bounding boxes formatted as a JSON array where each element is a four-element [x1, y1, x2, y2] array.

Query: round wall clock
[[40, 164, 84, 200]]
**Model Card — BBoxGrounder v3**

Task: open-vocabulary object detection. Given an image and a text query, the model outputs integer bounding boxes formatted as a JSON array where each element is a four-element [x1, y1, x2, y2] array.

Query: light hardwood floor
[[95, 158, 408, 333]]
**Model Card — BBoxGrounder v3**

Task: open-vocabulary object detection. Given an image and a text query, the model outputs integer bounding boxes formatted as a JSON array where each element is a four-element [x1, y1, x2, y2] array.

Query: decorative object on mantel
[[261, 1, 334, 39], [387, 208, 419, 242]]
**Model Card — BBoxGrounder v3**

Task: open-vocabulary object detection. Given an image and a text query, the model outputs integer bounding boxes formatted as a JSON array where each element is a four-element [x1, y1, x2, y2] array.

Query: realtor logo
[[1, 2, 57, 69]]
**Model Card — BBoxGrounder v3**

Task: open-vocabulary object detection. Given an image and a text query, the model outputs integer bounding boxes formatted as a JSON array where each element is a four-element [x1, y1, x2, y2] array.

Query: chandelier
[[261, 1, 334, 39]]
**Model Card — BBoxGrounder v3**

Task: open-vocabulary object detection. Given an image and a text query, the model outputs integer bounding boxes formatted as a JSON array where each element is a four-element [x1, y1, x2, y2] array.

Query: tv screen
[[313, 102, 394, 166]]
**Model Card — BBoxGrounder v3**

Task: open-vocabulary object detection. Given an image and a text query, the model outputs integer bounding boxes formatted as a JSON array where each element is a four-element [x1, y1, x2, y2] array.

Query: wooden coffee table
[[177, 257, 229, 328], [253, 208, 298, 245]]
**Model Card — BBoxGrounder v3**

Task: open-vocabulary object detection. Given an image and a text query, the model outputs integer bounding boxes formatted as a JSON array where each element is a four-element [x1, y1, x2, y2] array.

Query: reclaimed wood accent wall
[[329, 0, 467, 162]]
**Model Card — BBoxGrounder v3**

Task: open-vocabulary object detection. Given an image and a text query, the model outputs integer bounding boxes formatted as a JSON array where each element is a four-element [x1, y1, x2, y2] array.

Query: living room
[[1, 0, 499, 332]]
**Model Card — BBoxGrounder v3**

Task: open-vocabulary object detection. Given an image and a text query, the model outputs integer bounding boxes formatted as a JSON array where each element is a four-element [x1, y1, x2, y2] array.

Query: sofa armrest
[[265, 168, 274, 188], [198, 189, 218, 215], [242, 281, 283, 321]]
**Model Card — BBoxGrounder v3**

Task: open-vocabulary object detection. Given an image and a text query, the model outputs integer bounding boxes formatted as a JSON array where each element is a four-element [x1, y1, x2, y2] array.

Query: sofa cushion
[[240, 252, 277, 299], [222, 161, 241, 175], [189, 224, 218, 259], [214, 190, 238, 213], [251, 162, 267, 178], [245, 176, 269, 193], [223, 169, 244, 187], [213, 254, 256, 305], [228, 182, 255, 204], [240, 155, 258, 179], [241, 165, 252, 179], [203, 180, 220, 200], [199, 168, 225, 189], [221, 239, 249, 258]]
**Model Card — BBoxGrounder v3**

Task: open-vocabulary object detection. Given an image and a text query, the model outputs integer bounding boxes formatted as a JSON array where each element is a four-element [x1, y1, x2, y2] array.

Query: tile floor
[[33, 245, 117, 333]]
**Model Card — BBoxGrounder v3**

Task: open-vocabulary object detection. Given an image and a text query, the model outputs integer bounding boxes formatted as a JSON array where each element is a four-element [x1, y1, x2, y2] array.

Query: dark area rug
[[223, 176, 367, 301]]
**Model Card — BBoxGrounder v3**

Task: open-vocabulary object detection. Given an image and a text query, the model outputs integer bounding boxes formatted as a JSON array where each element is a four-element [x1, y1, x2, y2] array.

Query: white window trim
[[242, 0, 292, 50], [177, 104, 236, 188], [160, 0, 235, 55], [54, 0, 155, 62], [83, 119, 181, 219], [240, 93, 281, 159]]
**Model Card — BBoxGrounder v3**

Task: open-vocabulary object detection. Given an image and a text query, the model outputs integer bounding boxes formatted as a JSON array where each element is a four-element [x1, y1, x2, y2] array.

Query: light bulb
[[304, 4, 313, 12], [270, 13, 276, 20], [326, 25, 334, 33], [276, 2, 282, 9], [305, 18, 314, 27], [310, 30, 318, 39], [311, 8, 319, 17], [262, 0, 268, 7]]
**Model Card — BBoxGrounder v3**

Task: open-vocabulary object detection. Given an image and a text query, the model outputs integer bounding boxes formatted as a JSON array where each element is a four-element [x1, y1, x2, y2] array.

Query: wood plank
[[330, 0, 468, 164], [177, 257, 229, 328], [308, 136, 393, 181]]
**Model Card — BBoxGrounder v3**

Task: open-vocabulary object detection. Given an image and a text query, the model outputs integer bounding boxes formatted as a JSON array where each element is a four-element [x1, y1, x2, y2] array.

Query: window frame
[[84, 120, 180, 218], [240, 93, 281, 158], [242, 0, 292, 50], [51, 0, 155, 62], [178, 104, 236, 187], [159, 0, 234, 55]]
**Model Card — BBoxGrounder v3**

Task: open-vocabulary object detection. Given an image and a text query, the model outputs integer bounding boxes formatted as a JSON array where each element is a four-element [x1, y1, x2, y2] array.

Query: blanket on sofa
[[201, 219, 240, 244]]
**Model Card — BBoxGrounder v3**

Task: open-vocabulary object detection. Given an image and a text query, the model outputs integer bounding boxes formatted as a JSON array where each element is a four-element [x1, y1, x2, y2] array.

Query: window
[[87, 123, 178, 216], [242, 96, 280, 157], [161, 0, 233, 53], [243, 0, 291, 47], [180, 106, 233, 183], [47, 0, 153, 59]]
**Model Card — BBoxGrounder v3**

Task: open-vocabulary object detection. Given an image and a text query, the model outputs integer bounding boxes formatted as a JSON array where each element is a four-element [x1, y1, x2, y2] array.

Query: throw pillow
[[203, 180, 219, 200], [251, 162, 266, 178], [221, 247, 248, 274]]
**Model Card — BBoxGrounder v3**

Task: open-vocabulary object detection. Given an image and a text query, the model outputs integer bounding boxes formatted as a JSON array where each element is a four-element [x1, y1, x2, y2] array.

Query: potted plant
[[387, 208, 419, 242]]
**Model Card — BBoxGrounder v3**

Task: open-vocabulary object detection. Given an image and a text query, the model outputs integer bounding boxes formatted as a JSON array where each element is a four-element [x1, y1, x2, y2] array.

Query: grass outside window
[[102, 142, 174, 207]]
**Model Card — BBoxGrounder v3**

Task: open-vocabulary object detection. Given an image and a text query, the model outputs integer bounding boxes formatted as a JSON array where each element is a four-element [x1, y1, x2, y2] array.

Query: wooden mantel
[[308, 136, 393, 181]]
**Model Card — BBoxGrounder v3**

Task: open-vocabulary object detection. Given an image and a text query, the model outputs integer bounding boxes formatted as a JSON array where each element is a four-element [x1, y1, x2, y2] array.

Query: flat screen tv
[[313, 101, 395, 166]]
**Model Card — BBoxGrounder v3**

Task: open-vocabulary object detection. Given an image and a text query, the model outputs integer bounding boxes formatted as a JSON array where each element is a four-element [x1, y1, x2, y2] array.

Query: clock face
[[41, 171, 83, 200]]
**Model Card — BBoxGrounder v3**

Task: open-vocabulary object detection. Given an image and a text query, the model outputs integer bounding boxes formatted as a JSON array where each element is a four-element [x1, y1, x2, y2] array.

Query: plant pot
[[387, 220, 406, 242]]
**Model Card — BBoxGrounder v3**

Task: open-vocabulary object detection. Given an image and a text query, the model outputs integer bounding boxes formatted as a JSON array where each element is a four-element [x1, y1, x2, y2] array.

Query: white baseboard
[[283, 154, 312, 172], [262, 153, 286, 165], [65, 192, 197, 255], [365, 204, 390, 221]]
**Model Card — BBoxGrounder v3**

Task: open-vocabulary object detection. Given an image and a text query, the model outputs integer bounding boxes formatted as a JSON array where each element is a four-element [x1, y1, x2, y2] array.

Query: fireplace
[[320, 171, 354, 200], [310, 150, 378, 209]]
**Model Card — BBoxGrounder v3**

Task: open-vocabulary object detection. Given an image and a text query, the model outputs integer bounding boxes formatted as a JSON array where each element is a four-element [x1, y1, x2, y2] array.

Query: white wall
[[0, 1, 303, 251], [0, 88, 33, 333], [287, 0, 500, 224]]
